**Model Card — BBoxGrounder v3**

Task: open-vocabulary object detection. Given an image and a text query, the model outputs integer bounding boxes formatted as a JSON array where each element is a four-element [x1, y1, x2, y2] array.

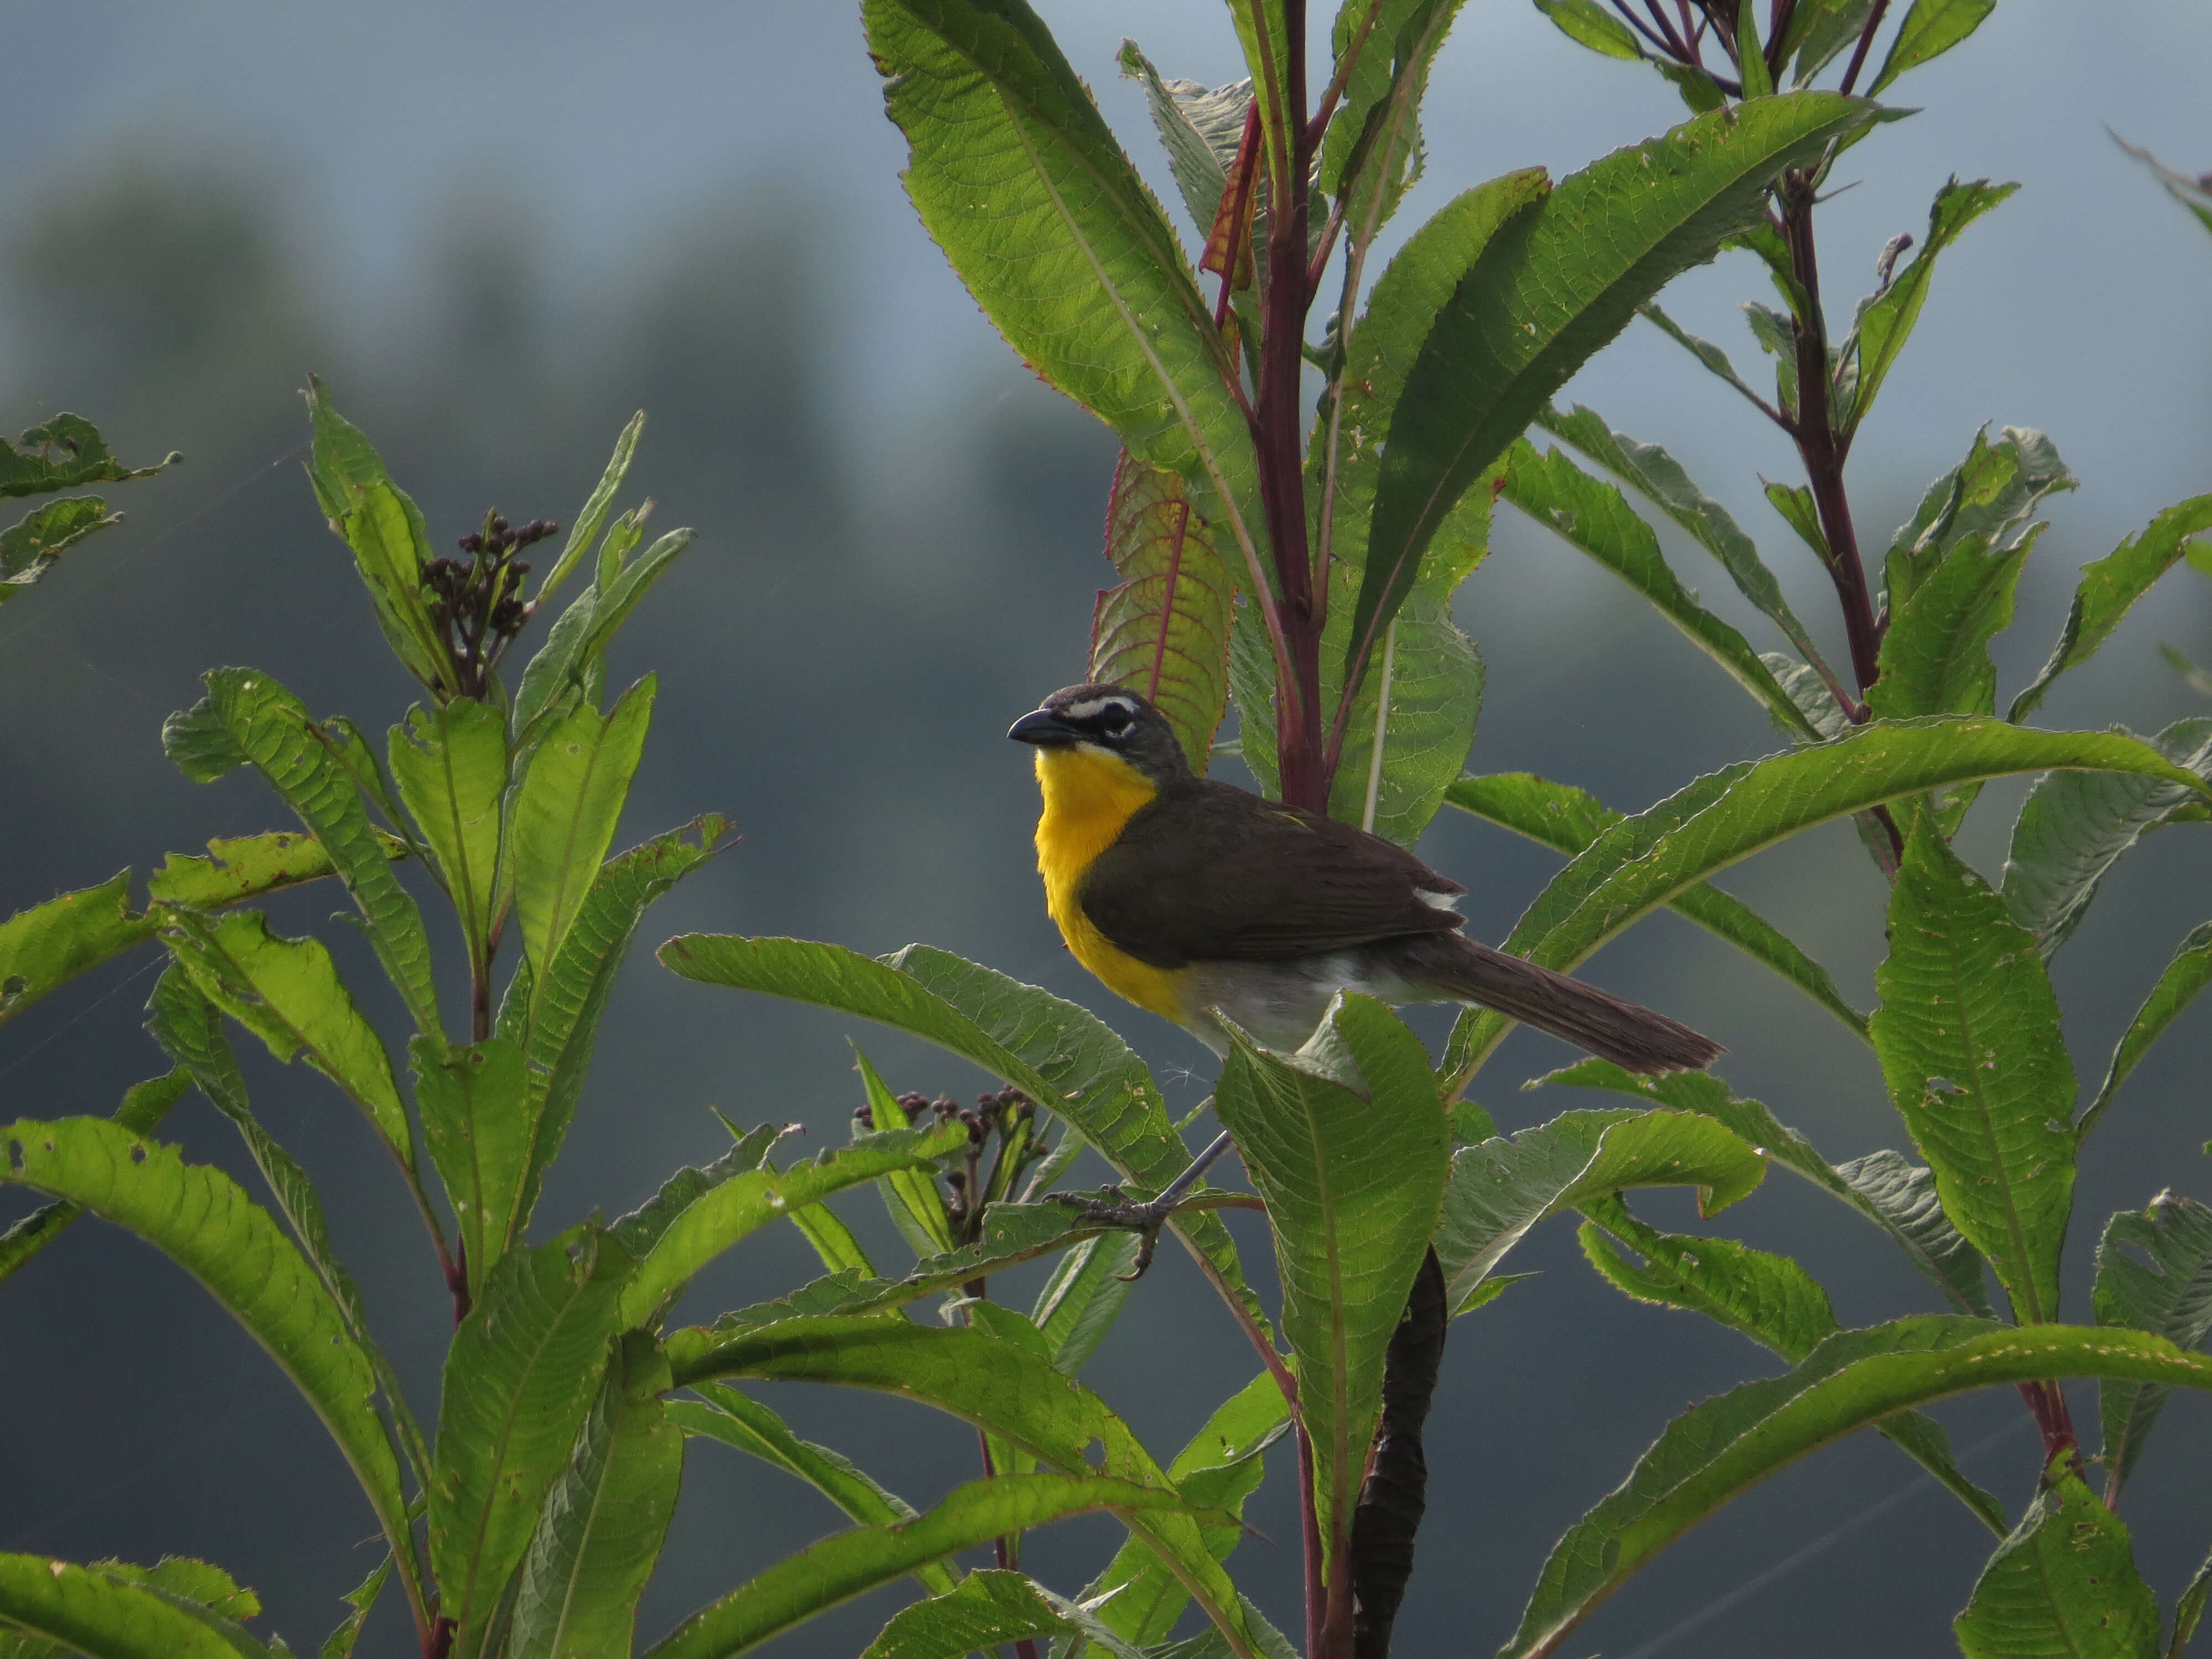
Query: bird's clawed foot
[[1051, 1185, 1175, 1279]]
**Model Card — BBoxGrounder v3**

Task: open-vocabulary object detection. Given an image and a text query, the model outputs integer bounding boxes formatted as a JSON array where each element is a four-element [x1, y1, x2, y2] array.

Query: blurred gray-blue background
[[3, 3, 2210, 1655]]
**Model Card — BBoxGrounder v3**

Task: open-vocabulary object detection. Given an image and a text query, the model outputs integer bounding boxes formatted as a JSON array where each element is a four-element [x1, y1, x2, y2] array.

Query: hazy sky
[[7, 1, 2208, 541]]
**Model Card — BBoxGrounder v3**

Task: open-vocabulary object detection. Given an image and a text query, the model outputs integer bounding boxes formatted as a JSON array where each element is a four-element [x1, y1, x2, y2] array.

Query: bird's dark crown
[[1008, 684, 1192, 784]]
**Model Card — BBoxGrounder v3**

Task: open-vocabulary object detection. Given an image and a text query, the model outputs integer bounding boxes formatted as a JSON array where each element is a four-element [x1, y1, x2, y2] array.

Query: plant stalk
[[1254, 0, 1328, 813]]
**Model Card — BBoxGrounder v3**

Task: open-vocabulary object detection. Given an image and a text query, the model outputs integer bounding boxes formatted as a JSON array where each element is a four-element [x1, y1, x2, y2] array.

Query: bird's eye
[[1097, 704, 1134, 735]]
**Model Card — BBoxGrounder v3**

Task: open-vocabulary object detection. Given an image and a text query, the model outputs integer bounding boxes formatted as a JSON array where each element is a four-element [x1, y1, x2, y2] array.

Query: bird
[[1008, 682, 1721, 1250], [1010, 681, 1720, 1070]]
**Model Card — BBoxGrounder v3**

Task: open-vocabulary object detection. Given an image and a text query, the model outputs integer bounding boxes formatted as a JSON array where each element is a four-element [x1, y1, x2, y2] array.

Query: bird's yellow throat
[[1031, 745, 1182, 1020]]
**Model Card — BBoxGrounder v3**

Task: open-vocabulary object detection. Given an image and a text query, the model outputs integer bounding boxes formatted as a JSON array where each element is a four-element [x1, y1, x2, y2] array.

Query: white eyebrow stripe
[[1063, 696, 1136, 722]]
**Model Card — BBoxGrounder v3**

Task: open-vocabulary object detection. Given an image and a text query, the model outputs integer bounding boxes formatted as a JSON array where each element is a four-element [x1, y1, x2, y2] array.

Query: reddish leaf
[[1089, 453, 1238, 769]]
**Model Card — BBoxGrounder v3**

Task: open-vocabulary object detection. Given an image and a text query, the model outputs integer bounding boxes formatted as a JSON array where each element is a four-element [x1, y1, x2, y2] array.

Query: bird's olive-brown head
[[1008, 684, 1191, 786]]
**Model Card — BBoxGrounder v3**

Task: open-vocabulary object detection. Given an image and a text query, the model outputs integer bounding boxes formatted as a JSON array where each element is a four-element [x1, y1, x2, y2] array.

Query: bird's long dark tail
[[1389, 933, 1721, 1074]]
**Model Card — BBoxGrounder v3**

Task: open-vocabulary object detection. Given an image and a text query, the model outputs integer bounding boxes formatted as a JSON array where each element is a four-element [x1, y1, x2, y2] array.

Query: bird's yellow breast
[[1032, 745, 1186, 1022]]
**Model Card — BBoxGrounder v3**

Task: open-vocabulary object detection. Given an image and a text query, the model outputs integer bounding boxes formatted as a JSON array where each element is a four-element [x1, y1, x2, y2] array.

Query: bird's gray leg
[[1052, 1130, 1237, 1278]]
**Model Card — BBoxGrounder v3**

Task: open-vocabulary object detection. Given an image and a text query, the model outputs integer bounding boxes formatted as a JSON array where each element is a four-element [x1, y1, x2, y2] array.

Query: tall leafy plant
[[10, 7, 2212, 1659]]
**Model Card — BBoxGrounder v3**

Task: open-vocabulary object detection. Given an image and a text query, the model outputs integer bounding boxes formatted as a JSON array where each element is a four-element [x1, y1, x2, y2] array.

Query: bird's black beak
[[1008, 708, 1082, 746]]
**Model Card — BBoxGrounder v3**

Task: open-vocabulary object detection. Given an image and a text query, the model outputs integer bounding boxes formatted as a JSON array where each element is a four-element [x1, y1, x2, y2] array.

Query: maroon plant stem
[[2017, 1380, 2079, 1465], [1296, 1420, 1328, 1659], [1776, 180, 1906, 865], [1837, 0, 1892, 96], [448, 1239, 471, 1327], [1778, 186, 1881, 701], [1255, 0, 1326, 813]]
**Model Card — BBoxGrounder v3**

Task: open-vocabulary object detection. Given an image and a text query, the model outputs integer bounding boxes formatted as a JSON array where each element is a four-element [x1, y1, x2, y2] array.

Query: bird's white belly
[[1176, 951, 1431, 1055]]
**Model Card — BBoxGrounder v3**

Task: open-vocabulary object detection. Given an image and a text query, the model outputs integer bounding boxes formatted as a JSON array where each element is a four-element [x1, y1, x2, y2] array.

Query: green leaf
[[1872, 818, 2075, 1324], [388, 697, 508, 966], [1436, 1107, 1764, 1315], [2112, 131, 2212, 241], [639, 1474, 1190, 1659], [2010, 494, 2212, 723], [1762, 478, 1828, 561], [1032, 1230, 1142, 1374], [615, 1122, 970, 1326], [0, 496, 123, 608], [1782, 0, 1877, 82], [0, 872, 148, 1028], [0, 1118, 417, 1630], [160, 909, 411, 1161], [1295, 169, 1541, 817], [1578, 1192, 1836, 1360], [504, 817, 732, 1249], [665, 1317, 1260, 1657], [1836, 1148, 1997, 1318], [1640, 302, 1773, 414], [864, 0, 1265, 594], [513, 675, 655, 987], [1733, 1, 1774, 95], [655, 935, 1268, 1339], [315, 1556, 389, 1659], [1328, 582, 1485, 844], [1499, 437, 1814, 737], [670, 1383, 958, 1597], [1322, 0, 1465, 249], [535, 412, 645, 606], [1537, 1059, 1996, 1315], [163, 668, 444, 1040], [1533, 0, 1643, 59], [1212, 996, 1449, 1567], [851, 1051, 958, 1256], [1089, 453, 1237, 771], [2084, 920, 2212, 1142], [2173, 1544, 2212, 1659], [507, 1331, 682, 1659], [1441, 719, 2209, 1089], [708, 1203, 1108, 1332], [147, 830, 364, 909], [413, 1035, 532, 1290], [1504, 1318, 2212, 1659], [512, 525, 693, 744], [1954, 1454, 2158, 1659], [859, 1569, 1146, 1659], [1867, 521, 2037, 722], [1842, 178, 2015, 435], [430, 1224, 634, 1659], [0, 1555, 270, 1659], [1885, 426, 2074, 613], [1870, 0, 1997, 93], [145, 969, 427, 1484], [1077, 1370, 1291, 1645], [0, 413, 171, 501], [1446, 771, 1865, 1035], [2094, 1193, 2212, 1499], [1116, 43, 1249, 240], [863, 1575, 1141, 1659], [2002, 718, 2212, 959], [1740, 299, 1801, 416], [0, 1556, 269, 1659], [0, 1071, 187, 1285], [301, 379, 451, 694], [786, 1186, 876, 1277], [1578, 1192, 2006, 1531], [1537, 403, 1832, 679], [1358, 91, 1880, 689]]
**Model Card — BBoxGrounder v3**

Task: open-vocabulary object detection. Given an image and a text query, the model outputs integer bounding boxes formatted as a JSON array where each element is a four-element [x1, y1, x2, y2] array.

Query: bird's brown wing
[[1078, 778, 1465, 967]]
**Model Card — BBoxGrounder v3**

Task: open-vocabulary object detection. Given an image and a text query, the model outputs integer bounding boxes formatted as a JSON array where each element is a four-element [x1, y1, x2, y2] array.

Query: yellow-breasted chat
[[1010, 682, 1719, 1073]]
